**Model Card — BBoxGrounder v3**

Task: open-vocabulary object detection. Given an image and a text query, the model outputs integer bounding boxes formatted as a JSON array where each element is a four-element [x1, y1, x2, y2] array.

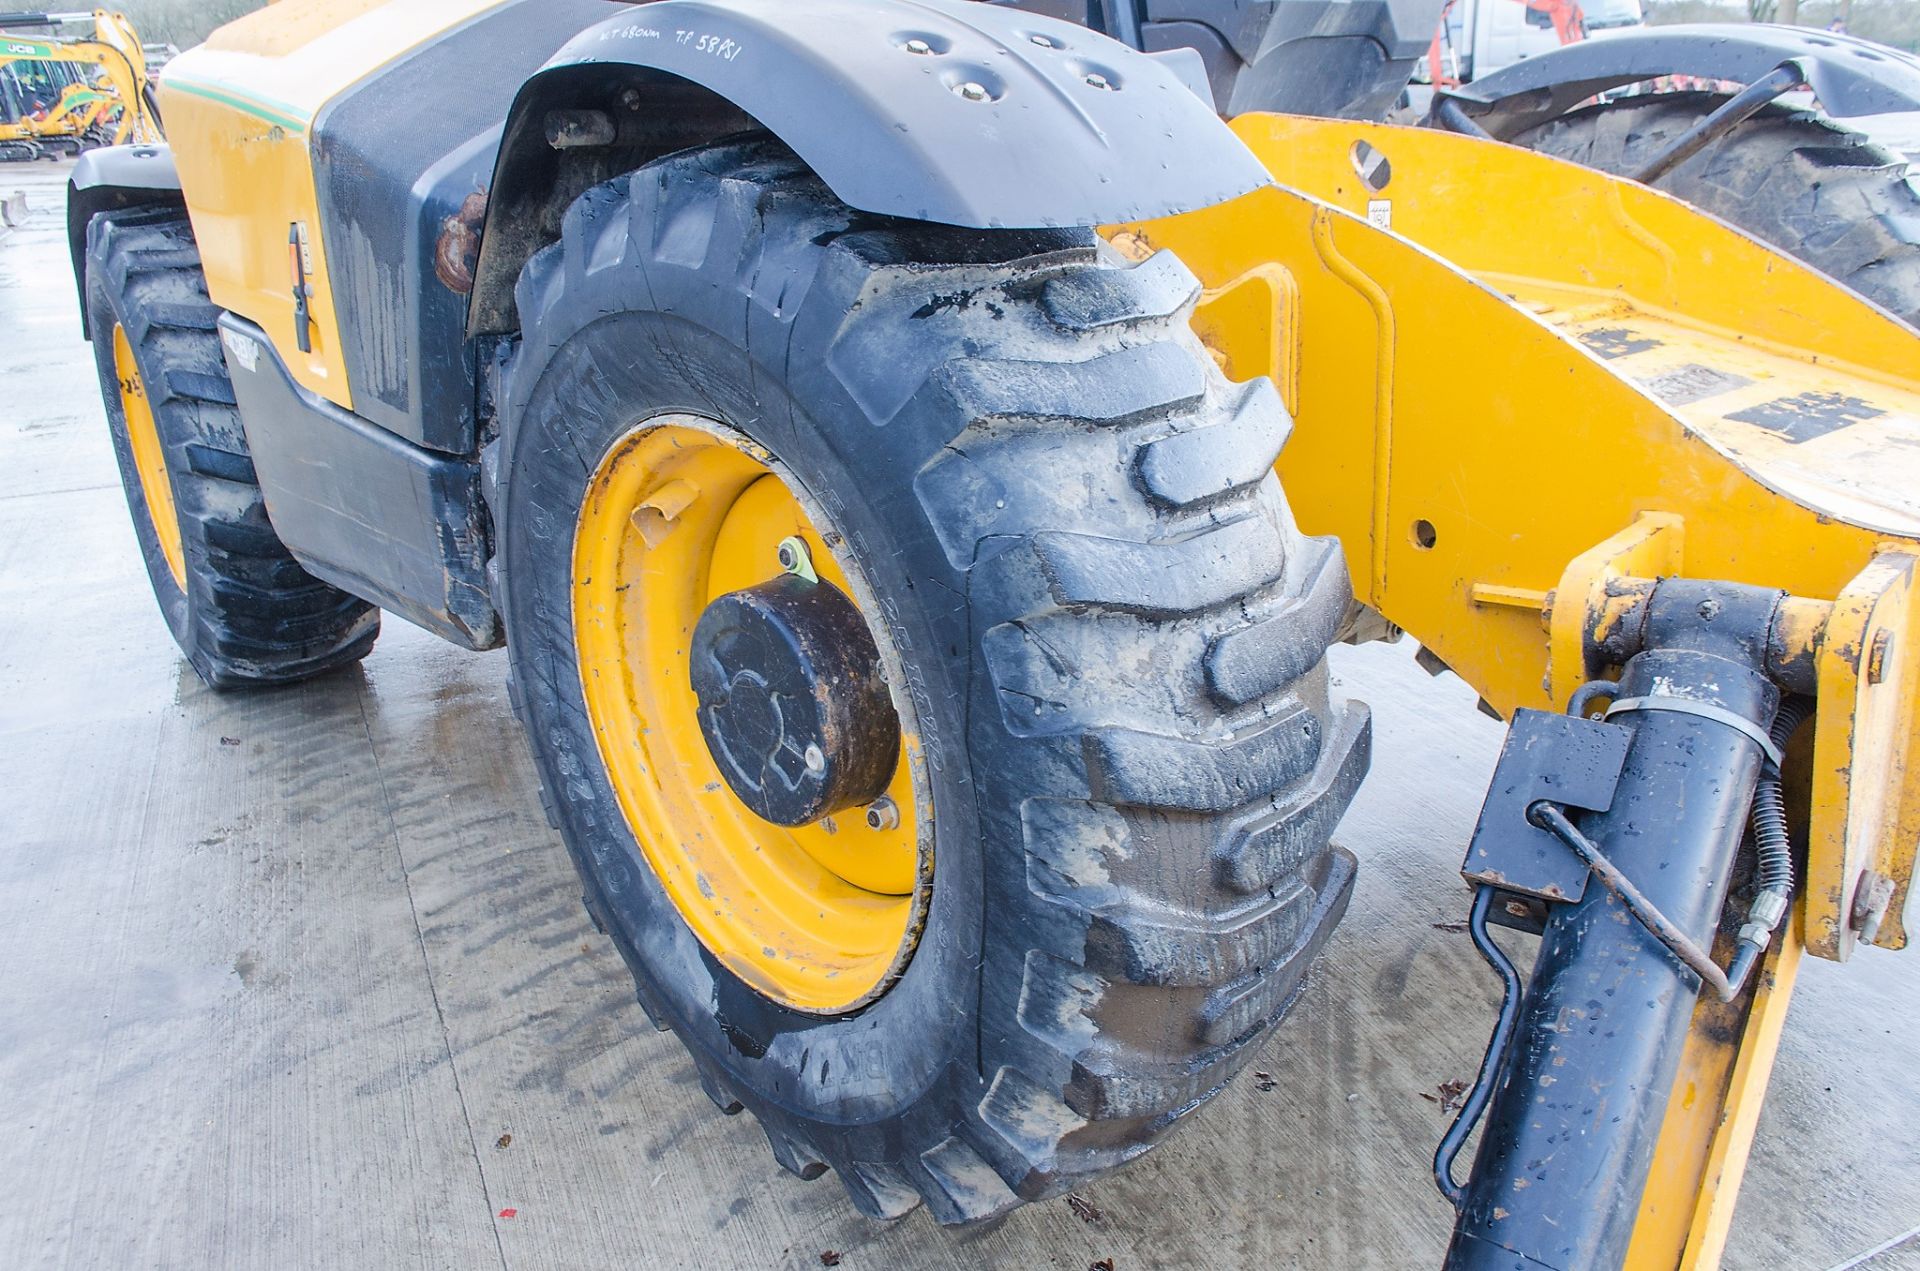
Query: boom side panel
[[1121, 117, 1920, 719], [1120, 119, 1920, 1267]]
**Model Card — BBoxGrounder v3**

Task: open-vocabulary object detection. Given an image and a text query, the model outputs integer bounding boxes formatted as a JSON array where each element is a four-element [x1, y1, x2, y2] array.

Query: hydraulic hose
[[1726, 695, 1813, 991]]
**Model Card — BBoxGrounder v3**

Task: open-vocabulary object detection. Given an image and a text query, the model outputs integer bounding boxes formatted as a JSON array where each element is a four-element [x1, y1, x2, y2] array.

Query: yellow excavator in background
[[1, 9, 156, 161]]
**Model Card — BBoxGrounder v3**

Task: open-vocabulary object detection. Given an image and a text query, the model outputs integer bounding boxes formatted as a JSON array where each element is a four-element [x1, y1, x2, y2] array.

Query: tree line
[[109, 0, 264, 50]]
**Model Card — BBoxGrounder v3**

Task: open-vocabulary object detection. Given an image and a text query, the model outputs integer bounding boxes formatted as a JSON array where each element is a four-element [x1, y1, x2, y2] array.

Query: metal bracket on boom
[[1462, 708, 1629, 907]]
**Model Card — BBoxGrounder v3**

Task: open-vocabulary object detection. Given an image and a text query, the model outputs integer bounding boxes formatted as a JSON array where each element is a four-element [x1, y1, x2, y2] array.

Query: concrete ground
[[2, 156, 1917, 1271]]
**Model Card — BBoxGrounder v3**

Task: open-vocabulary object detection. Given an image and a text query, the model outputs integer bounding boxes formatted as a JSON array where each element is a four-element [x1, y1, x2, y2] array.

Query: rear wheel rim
[[571, 416, 932, 1014], [112, 322, 186, 590]]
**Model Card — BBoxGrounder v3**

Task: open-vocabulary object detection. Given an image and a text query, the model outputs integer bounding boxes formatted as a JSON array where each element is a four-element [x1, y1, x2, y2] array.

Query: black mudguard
[[67, 143, 182, 340], [468, 0, 1268, 333], [217, 315, 498, 650], [1439, 23, 1920, 138]]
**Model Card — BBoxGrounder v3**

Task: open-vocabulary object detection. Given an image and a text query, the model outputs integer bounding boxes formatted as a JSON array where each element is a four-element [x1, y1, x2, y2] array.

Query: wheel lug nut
[[904, 37, 932, 55], [803, 744, 826, 777], [1085, 72, 1110, 89], [956, 81, 989, 102], [775, 535, 816, 581], [865, 796, 900, 831]]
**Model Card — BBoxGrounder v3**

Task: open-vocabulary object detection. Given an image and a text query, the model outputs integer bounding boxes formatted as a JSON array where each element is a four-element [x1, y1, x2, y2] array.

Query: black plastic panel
[[309, 0, 607, 452], [525, 0, 1267, 230], [67, 143, 182, 339], [219, 314, 499, 650]]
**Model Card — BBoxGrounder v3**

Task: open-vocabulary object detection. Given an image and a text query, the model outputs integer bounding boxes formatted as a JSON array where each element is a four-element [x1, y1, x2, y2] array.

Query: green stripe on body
[[164, 77, 309, 134]]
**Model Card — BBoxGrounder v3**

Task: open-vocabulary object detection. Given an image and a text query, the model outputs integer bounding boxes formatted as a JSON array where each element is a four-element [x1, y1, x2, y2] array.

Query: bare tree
[[112, 0, 265, 49]]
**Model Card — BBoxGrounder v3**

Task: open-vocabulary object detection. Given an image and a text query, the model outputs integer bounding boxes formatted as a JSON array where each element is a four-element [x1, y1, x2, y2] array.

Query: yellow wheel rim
[[572, 417, 931, 1013], [113, 323, 186, 590]]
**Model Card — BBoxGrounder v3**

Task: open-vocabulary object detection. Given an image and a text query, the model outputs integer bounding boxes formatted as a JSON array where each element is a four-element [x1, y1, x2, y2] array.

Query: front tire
[[499, 138, 1370, 1222], [85, 209, 378, 687]]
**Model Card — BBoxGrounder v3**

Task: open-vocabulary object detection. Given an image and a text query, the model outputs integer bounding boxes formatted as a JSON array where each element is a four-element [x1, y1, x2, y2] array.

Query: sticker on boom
[[1578, 328, 1662, 360], [1727, 392, 1887, 444], [1636, 364, 1755, 408]]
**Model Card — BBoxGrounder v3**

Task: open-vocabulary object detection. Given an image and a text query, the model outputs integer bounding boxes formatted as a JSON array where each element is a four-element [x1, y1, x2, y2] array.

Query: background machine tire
[[1515, 92, 1920, 329], [498, 137, 1372, 1222], [84, 209, 379, 688]]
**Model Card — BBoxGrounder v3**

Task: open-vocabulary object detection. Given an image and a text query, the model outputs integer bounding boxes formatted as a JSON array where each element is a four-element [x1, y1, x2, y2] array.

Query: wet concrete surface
[[2, 156, 1917, 1270]]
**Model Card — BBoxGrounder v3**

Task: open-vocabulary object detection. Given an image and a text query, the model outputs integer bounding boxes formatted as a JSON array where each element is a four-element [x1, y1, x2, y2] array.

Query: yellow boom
[[1121, 115, 1920, 1268]]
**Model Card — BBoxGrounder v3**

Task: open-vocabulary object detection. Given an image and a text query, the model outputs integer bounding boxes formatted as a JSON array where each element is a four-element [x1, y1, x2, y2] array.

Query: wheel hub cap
[[569, 417, 931, 1013], [690, 576, 899, 827]]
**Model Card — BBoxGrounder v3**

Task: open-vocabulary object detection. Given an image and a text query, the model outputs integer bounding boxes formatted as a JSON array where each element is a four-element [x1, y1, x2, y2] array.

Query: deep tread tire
[[498, 137, 1369, 1222], [85, 209, 378, 687], [1516, 92, 1920, 329]]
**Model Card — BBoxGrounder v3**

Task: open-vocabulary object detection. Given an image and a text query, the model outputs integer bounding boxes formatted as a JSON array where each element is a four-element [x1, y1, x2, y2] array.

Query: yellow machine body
[[1120, 114, 1920, 1268], [154, 0, 506, 406]]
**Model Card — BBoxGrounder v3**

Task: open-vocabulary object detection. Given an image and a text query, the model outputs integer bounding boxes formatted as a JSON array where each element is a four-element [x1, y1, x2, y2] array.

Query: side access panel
[[306, 0, 608, 451], [156, 0, 505, 411], [159, 0, 603, 450]]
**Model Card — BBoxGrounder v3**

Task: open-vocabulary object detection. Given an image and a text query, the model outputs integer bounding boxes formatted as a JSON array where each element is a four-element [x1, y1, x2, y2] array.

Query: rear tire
[[499, 138, 1371, 1222], [85, 209, 379, 688], [1515, 92, 1920, 329]]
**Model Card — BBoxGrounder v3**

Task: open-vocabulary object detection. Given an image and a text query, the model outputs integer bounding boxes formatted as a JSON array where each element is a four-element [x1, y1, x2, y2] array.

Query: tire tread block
[[1086, 700, 1322, 813], [1216, 706, 1373, 895], [941, 341, 1205, 430], [1205, 536, 1352, 708], [1040, 248, 1199, 331], [1031, 513, 1287, 618], [918, 1135, 1021, 1225], [1135, 377, 1290, 509]]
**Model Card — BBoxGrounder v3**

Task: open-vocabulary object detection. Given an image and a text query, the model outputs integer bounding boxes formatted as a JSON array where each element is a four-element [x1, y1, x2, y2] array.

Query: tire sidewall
[[86, 264, 193, 646], [502, 309, 984, 1128]]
